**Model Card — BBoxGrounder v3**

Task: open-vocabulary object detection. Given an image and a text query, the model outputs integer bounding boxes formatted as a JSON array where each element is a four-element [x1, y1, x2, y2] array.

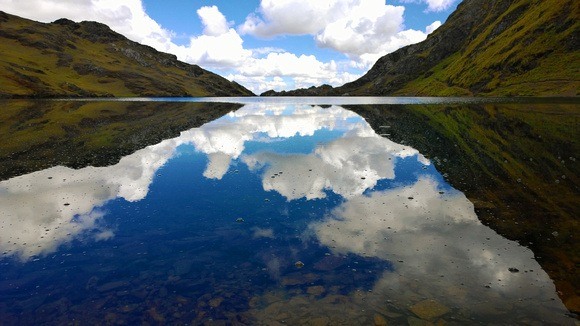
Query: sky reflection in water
[[0, 104, 573, 324]]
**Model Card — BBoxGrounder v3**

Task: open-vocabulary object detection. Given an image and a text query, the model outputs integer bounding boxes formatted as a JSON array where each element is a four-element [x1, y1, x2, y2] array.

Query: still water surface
[[0, 99, 576, 325]]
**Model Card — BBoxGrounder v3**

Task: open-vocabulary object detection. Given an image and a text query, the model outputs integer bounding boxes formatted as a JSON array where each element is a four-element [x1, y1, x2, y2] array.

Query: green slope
[[393, 0, 580, 96], [340, 0, 580, 96], [0, 11, 254, 98], [262, 0, 579, 97]]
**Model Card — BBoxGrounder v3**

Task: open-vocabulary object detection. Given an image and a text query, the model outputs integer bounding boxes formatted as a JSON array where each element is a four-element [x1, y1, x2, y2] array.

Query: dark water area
[[0, 98, 578, 325]]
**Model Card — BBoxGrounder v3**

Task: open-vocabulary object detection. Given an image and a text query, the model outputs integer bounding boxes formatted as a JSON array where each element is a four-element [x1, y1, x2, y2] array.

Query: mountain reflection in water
[[0, 103, 574, 325]]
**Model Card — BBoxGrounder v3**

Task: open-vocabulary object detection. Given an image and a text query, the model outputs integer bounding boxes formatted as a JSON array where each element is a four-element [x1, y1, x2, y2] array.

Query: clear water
[[0, 100, 575, 325]]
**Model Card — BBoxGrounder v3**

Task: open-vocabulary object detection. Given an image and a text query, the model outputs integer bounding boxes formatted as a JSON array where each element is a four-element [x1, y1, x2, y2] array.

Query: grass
[[442, 0, 578, 95], [348, 0, 579, 96], [0, 12, 253, 98]]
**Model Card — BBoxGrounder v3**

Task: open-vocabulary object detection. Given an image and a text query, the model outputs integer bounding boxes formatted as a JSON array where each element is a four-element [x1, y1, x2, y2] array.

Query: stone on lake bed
[[282, 273, 319, 286], [309, 316, 330, 326], [236, 218, 245, 223], [209, 297, 224, 308], [118, 304, 139, 313], [374, 314, 388, 326], [409, 299, 450, 320], [295, 261, 305, 268], [148, 307, 165, 323], [97, 281, 130, 293], [407, 316, 431, 326], [306, 285, 325, 296], [313, 255, 346, 271]]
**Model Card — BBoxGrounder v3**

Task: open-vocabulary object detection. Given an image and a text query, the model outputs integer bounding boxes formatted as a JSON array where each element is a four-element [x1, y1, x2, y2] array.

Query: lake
[[0, 97, 578, 325]]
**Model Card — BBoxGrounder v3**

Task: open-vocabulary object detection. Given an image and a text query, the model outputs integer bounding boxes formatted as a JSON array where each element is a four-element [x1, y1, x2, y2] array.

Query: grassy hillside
[[262, 0, 579, 97], [341, 0, 580, 96], [393, 0, 579, 96], [0, 11, 254, 98]]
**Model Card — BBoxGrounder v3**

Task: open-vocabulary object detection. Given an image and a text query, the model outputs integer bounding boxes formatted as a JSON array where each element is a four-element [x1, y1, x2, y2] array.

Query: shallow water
[[0, 99, 577, 325]]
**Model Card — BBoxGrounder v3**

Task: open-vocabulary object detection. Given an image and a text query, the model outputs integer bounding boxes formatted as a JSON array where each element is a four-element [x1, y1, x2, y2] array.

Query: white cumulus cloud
[[313, 2, 405, 55], [241, 0, 439, 68], [423, 0, 457, 12], [239, 0, 342, 37], [180, 29, 252, 69], [197, 5, 230, 36], [0, 134, 184, 260], [228, 55, 360, 93], [399, 0, 458, 12], [305, 175, 568, 319], [226, 75, 289, 94], [426, 20, 442, 34], [0, 0, 178, 52]]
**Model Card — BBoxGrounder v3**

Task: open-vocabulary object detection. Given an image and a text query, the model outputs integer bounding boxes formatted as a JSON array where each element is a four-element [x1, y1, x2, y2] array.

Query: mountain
[[262, 0, 579, 97], [0, 11, 254, 98]]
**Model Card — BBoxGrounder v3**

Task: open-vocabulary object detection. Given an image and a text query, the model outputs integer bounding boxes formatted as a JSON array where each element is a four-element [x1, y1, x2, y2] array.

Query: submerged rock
[[309, 316, 330, 326], [281, 273, 319, 286], [373, 314, 388, 326], [307, 285, 325, 296], [97, 281, 130, 293], [409, 299, 450, 320], [209, 297, 224, 308]]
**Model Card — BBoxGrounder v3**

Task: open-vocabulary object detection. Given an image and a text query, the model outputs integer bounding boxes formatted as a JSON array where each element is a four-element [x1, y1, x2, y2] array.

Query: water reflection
[[309, 176, 561, 322], [0, 137, 179, 259], [1, 104, 384, 260], [244, 136, 428, 200], [347, 102, 579, 314], [0, 103, 573, 324]]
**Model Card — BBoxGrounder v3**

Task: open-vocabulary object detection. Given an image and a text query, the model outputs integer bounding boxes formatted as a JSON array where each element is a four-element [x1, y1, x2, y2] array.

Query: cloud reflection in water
[[0, 104, 390, 259], [0, 137, 181, 260], [303, 175, 567, 320], [0, 103, 569, 322]]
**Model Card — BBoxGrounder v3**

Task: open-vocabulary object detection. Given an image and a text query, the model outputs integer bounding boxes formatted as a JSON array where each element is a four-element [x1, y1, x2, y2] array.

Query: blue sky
[[0, 0, 459, 94]]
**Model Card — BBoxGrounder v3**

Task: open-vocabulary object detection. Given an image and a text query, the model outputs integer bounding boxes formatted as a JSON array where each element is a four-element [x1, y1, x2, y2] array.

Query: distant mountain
[[0, 11, 254, 98], [262, 0, 579, 97]]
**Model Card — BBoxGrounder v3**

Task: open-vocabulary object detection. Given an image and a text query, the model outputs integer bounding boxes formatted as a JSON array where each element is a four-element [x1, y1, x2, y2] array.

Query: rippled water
[[0, 100, 576, 325]]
